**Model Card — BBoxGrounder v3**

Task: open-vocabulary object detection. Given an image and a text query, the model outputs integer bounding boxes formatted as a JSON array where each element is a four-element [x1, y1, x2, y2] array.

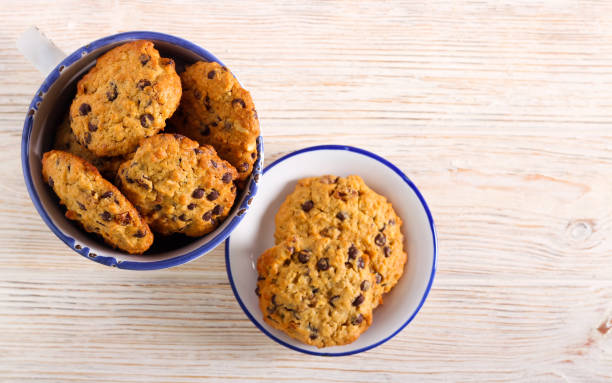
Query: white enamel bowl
[[226, 145, 437, 356]]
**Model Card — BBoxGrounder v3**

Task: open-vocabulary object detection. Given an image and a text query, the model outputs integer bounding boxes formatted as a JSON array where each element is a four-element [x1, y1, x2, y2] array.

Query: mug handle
[[17, 26, 66, 76]]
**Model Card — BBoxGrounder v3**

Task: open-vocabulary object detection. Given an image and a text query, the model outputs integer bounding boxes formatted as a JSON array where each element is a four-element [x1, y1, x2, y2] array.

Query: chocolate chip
[[212, 205, 222, 215], [345, 262, 353, 269], [238, 162, 249, 173], [179, 214, 189, 221], [352, 294, 365, 307], [200, 124, 210, 136], [301, 200, 314, 212], [194, 148, 203, 155], [251, 152, 257, 159], [77, 202, 86, 210], [84, 132, 92, 145], [221, 66, 228, 72], [210, 160, 217, 168], [204, 96, 212, 112], [375, 273, 383, 284], [316, 257, 329, 271], [106, 83, 118, 101], [140, 113, 153, 128], [117, 212, 131, 226], [255, 286, 260, 296], [309, 333, 317, 340], [48, 177, 54, 188], [222, 172, 233, 184], [357, 257, 365, 269], [232, 98, 246, 108], [210, 121, 218, 127], [88, 122, 97, 132], [137, 79, 151, 90], [134, 230, 145, 238], [100, 191, 113, 199], [352, 314, 364, 325], [192, 188, 205, 199], [193, 89, 202, 100], [383, 246, 391, 257], [388, 219, 396, 226], [154, 204, 162, 211], [375, 233, 386, 246], [336, 212, 346, 221], [297, 251, 310, 263], [79, 103, 91, 115], [207, 189, 219, 201], [207, 70, 215, 79], [202, 211, 212, 221], [360, 280, 370, 291], [328, 295, 340, 308], [224, 121, 232, 131], [348, 244, 358, 260], [283, 259, 291, 266], [139, 54, 150, 66], [100, 211, 112, 221], [312, 288, 319, 294], [187, 203, 196, 210]]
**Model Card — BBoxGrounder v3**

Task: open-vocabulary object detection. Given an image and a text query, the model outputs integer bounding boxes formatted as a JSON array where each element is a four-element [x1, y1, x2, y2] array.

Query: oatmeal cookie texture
[[116, 133, 237, 237], [41, 150, 153, 254], [53, 114, 129, 180], [274, 175, 407, 305], [257, 236, 377, 348], [69, 40, 181, 157], [168, 61, 259, 181]]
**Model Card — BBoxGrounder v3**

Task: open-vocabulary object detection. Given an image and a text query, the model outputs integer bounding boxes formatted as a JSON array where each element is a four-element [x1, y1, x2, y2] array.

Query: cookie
[[116, 133, 238, 237], [274, 175, 407, 302], [168, 61, 259, 181], [69, 40, 181, 157], [53, 114, 128, 180], [41, 150, 153, 254], [257, 236, 376, 348]]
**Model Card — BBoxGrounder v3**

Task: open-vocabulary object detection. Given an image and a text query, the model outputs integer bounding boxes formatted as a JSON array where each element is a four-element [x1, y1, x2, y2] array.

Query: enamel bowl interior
[[226, 146, 436, 356], [23, 32, 262, 269]]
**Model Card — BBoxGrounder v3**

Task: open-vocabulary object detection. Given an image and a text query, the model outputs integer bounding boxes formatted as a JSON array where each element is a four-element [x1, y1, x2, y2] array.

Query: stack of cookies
[[256, 175, 408, 348], [42, 40, 260, 254]]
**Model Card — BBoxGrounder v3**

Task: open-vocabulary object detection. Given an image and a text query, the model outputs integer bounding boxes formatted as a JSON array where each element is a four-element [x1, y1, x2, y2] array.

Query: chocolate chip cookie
[[168, 61, 259, 181], [116, 133, 237, 237], [69, 40, 181, 157], [53, 114, 128, 180], [42, 150, 153, 254], [257, 235, 377, 348], [274, 175, 407, 303]]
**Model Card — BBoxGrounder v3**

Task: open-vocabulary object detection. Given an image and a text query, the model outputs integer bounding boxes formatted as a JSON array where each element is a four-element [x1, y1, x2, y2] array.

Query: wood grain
[[1, 1, 612, 381]]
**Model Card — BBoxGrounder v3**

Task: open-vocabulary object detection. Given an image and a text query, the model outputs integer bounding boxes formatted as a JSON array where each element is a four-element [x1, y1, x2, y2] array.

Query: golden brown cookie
[[168, 61, 259, 181], [274, 175, 407, 303], [69, 40, 181, 157], [116, 133, 237, 237], [257, 236, 376, 348], [41, 150, 153, 254], [53, 114, 128, 180]]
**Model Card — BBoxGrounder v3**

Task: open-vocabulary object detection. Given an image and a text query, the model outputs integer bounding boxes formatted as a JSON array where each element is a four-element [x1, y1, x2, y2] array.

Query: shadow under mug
[[20, 29, 263, 270]]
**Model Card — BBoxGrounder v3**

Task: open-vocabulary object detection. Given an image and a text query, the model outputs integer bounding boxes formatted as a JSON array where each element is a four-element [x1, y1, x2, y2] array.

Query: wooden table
[[1, 1, 611, 381]]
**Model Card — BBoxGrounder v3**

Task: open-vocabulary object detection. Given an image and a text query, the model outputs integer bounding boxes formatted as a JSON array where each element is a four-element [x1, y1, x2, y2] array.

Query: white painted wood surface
[[1, 1, 611, 381]]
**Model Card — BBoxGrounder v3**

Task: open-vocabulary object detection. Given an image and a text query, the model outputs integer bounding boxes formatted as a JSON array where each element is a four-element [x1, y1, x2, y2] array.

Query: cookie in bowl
[[41, 150, 153, 254], [257, 235, 377, 348], [169, 61, 259, 181], [69, 40, 181, 157], [116, 133, 238, 237], [274, 175, 407, 304]]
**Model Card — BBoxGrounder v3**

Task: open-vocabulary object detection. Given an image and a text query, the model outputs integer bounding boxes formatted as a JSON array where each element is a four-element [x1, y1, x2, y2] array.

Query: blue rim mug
[[18, 27, 263, 270]]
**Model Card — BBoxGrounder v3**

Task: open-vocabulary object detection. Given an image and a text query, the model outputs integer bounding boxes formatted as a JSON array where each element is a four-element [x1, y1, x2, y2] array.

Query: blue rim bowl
[[22, 31, 263, 270], [225, 145, 437, 356]]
